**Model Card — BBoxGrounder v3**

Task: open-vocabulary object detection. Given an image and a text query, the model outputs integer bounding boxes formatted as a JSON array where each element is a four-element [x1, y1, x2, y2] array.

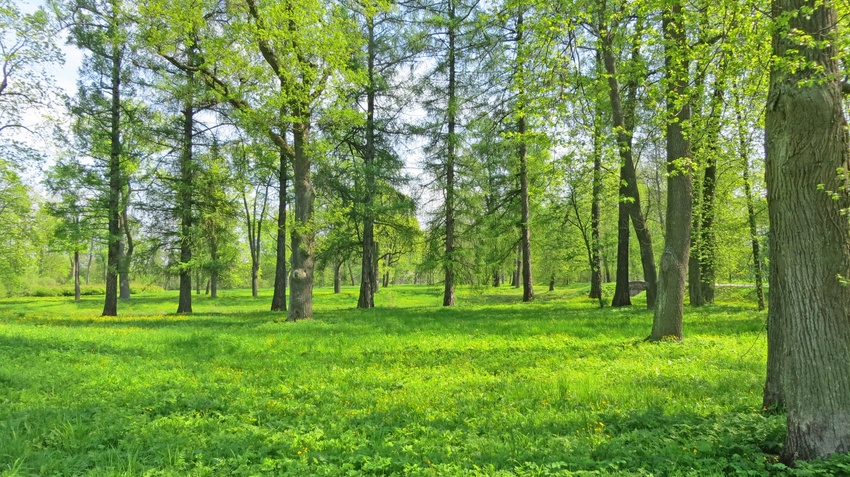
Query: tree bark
[[688, 188, 704, 306], [176, 96, 194, 314], [649, 2, 692, 341], [588, 90, 603, 300], [767, 0, 850, 462], [358, 17, 378, 309], [73, 250, 81, 302], [611, 198, 631, 306], [442, 2, 457, 307], [600, 22, 656, 309], [333, 261, 341, 294], [287, 117, 315, 321], [736, 96, 765, 311], [102, 41, 121, 318], [271, 135, 288, 311]]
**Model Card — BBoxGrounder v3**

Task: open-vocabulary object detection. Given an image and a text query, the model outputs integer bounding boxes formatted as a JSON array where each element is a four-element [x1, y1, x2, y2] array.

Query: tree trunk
[[767, 0, 850, 462], [176, 98, 194, 314], [588, 87, 603, 300], [736, 95, 765, 311], [548, 273, 555, 292], [611, 199, 631, 307], [287, 117, 315, 321], [515, 11, 533, 303], [271, 137, 288, 311], [73, 250, 81, 302], [102, 43, 121, 318], [649, 2, 692, 341], [348, 262, 355, 286], [209, 240, 218, 298], [442, 4, 457, 307], [492, 268, 500, 287], [358, 17, 378, 309], [85, 238, 93, 285], [333, 261, 341, 294], [688, 188, 704, 306]]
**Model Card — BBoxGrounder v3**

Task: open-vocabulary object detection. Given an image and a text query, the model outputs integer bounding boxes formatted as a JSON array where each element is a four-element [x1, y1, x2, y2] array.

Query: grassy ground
[[0, 283, 836, 476]]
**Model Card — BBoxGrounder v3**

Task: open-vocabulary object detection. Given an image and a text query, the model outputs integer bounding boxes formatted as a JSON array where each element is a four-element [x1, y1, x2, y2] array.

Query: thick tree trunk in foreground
[[766, 0, 850, 462], [287, 118, 315, 321], [650, 2, 691, 341]]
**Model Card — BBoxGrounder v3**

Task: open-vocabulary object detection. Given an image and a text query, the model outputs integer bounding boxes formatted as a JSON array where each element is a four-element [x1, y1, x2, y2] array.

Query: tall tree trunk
[[73, 250, 81, 302], [513, 245, 521, 289], [443, 3, 457, 307], [600, 21, 656, 309], [515, 11, 534, 303], [102, 42, 121, 317], [176, 97, 194, 314], [735, 96, 765, 311], [492, 268, 500, 287], [287, 117, 315, 321], [548, 273, 555, 292], [588, 87, 603, 300], [358, 17, 377, 308], [649, 2, 692, 341], [271, 136, 288, 311], [209, 240, 218, 298], [767, 0, 850, 461], [348, 262, 355, 286], [698, 66, 728, 305]]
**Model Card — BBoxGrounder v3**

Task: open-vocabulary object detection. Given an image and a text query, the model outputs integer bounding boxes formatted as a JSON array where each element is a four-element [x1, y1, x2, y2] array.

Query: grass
[[0, 283, 836, 476]]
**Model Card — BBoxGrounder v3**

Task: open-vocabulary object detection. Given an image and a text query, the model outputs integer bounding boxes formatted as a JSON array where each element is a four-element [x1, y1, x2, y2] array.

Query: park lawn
[[0, 284, 836, 476]]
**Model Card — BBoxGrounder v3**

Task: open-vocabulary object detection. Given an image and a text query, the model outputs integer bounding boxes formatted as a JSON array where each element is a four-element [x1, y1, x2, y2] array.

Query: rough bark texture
[[102, 43, 121, 317], [358, 18, 377, 309], [649, 3, 691, 341], [766, 0, 850, 462], [287, 118, 315, 321], [271, 139, 288, 311], [176, 99, 194, 314]]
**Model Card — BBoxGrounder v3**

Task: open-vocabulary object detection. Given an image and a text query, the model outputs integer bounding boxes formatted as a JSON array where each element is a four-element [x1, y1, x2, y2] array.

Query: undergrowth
[[0, 284, 814, 476]]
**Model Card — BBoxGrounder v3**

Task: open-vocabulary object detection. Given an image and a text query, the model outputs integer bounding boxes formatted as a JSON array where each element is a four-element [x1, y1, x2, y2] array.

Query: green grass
[[0, 284, 835, 476]]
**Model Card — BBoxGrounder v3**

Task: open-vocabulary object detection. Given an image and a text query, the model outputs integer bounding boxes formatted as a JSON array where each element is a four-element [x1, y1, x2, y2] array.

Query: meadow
[[0, 284, 841, 476]]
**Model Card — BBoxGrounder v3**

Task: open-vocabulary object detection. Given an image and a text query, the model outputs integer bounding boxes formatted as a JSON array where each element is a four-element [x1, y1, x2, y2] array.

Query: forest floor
[[0, 284, 838, 476]]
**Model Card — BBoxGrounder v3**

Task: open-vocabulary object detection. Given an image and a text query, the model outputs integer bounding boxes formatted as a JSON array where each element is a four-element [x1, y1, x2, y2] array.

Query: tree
[[62, 0, 138, 316], [765, 0, 850, 462], [649, 0, 692, 341]]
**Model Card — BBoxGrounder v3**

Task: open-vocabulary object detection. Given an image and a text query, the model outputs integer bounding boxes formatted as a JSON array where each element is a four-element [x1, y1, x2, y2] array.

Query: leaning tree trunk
[[600, 23, 656, 308], [766, 0, 850, 462], [649, 2, 691, 341], [287, 117, 315, 321]]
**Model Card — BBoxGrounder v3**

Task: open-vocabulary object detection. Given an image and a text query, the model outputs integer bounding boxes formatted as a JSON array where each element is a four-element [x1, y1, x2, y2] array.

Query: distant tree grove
[[1, 0, 849, 464]]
